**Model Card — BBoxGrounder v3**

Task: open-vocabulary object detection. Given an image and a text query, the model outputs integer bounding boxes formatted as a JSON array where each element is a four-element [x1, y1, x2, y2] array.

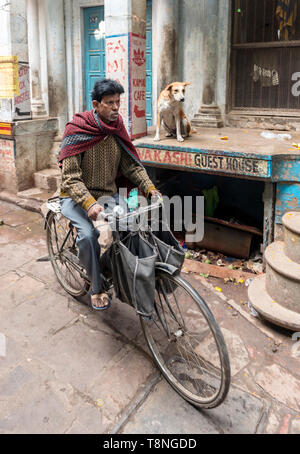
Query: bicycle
[[45, 197, 231, 409]]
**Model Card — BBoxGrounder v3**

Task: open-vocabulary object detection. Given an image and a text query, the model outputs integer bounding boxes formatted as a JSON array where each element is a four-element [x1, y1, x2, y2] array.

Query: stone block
[[121, 380, 264, 434], [248, 274, 300, 331], [1, 119, 59, 193], [0, 242, 46, 274], [34, 168, 61, 191], [0, 224, 26, 244], [255, 364, 300, 411], [283, 212, 300, 264], [265, 242, 300, 311], [90, 347, 155, 430], [34, 317, 125, 393], [199, 326, 249, 377], [0, 274, 45, 308]]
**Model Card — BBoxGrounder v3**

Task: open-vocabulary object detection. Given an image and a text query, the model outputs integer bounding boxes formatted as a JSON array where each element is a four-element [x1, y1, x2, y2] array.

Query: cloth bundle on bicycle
[[104, 231, 158, 319]]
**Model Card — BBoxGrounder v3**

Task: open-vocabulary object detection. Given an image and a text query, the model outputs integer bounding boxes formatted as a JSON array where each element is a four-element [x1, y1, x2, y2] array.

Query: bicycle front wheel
[[140, 269, 231, 408]]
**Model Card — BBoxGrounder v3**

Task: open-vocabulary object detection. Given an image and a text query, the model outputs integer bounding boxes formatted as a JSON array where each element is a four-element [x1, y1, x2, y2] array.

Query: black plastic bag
[[104, 232, 158, 319], [148, 220, 185, 272]]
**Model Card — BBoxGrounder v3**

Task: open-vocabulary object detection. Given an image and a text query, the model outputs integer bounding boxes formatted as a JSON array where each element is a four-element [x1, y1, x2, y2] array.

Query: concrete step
[[283, 212, 300, 264], [248, 274, 300, 331], [34, 168, 61, 191], [265, 241, 300, 312], [17, 187, 55, 203]]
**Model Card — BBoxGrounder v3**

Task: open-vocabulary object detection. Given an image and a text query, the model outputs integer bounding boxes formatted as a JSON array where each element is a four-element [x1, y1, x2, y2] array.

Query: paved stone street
[[0, 199, 300, 434]]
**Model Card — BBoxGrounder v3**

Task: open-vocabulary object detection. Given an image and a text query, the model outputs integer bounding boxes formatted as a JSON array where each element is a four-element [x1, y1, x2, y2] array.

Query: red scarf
[[58, 110, 143, 194]]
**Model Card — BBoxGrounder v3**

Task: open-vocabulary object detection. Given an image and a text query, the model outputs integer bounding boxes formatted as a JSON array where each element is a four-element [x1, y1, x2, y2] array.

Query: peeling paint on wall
[[276, 183, 300, 223]]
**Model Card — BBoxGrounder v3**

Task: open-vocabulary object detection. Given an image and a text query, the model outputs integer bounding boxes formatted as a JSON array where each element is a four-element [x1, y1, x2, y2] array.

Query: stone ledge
[[282, 212, 300, 236], [0, 191, 43, 214], [265, 241, 300, 282], [248, 274, 300, 331]]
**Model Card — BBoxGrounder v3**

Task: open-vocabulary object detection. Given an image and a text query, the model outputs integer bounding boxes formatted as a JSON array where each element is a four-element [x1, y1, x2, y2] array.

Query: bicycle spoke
[[141, 270, 230, 408], [156, 278, 184, 329], [46, 212, 89, 297]]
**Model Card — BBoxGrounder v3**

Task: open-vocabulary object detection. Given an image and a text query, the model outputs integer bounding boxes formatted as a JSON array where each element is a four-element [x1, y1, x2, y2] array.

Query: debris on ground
[[245, 260, 263, 274], [183, 247, 263, 276], [261, 131, 292, 140], [248, 301, 260, 318]]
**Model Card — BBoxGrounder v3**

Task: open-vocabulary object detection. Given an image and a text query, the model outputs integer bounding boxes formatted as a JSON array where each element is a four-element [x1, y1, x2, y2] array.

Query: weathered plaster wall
[[45, 0, 68, 132], [0, 0, 28, 61], [105, 0, 146, 36], [66, 0, 104, 116], [178, 0, 203, 120], [13, 119, 58, 190], [177, 0, 231, 121], [64, 0, 231, 126], [216, 1, 231, 116]]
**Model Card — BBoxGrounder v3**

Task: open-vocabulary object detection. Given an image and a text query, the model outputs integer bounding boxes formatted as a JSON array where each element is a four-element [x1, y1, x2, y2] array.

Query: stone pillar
[[191, 0, 223, 128], [154, 0, 179, 93], [0, 0, 58, 193], [0, 0, 28, 60], [44, 0, 68, 132], [44, 0, 68, 166], [0, 0, 31, 122], [105, 0, 147, 139], [27, 0, 47, 117]]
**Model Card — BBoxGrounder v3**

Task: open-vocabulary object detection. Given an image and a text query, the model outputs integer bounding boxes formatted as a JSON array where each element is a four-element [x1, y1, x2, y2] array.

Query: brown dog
[[154, 82, 193, 143]]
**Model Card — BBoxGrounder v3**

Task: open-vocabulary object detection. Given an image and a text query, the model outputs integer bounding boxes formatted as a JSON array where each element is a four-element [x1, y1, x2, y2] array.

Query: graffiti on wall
[[106, 35, 129, 129], [0, 139, 15, 172], [106, 33, 147, 139], [130, 33, 147, 139]]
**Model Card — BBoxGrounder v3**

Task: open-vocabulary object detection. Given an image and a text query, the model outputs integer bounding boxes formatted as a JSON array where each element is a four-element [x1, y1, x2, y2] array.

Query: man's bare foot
[[91, 293, 111, 310]]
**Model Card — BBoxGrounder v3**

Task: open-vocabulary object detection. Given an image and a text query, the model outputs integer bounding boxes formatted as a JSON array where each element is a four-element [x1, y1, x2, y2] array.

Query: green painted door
[[84, 6, 105, 110]]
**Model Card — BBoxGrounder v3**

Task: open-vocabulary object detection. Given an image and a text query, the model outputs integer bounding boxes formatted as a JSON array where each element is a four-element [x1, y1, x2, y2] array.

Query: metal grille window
[[231, 0, 300, 110]]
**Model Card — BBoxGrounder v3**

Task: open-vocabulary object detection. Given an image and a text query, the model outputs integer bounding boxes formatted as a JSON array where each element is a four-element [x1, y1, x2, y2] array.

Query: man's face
[[93, 93, 121, 123]]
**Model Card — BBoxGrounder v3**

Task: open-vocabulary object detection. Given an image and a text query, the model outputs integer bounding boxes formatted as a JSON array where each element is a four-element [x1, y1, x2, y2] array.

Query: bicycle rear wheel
[[140, 269, 231, 408], [46, 211, 90, 297]]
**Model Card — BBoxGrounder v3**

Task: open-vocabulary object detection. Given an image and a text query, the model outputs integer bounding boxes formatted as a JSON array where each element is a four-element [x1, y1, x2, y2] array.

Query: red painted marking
[[134, 105, 145, 118], [279, 414, 291, 434]]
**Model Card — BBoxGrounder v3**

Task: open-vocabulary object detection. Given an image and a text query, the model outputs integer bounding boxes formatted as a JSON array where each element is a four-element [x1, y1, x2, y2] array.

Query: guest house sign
[[136, 147, 270, 178]]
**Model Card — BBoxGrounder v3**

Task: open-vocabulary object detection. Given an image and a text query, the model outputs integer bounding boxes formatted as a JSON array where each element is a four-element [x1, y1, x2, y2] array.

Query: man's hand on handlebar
[[149, 189, 162, 201], [88, 203, 104, 221]]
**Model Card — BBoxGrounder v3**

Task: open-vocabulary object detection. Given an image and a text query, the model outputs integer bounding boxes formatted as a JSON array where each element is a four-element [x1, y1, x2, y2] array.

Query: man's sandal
[[91, 292, 111, 311]]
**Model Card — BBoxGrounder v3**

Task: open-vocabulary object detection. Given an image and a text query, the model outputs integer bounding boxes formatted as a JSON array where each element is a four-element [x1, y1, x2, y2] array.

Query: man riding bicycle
[[58, 78, 159, 310]]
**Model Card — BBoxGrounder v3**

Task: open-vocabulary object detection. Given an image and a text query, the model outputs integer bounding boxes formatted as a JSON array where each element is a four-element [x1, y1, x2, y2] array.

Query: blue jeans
[[60, 193, 128, 294]]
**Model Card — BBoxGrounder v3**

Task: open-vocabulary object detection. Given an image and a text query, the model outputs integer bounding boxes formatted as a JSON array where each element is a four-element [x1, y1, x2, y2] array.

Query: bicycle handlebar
[[99, 197, 163, 224]]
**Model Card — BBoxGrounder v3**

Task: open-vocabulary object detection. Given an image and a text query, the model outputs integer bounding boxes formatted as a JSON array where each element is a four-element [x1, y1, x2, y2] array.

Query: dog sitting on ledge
[[154, 81, 194, 143]]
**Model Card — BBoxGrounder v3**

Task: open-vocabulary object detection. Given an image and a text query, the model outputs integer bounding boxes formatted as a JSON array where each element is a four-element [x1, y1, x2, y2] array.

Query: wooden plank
[[183, 258, 255, 281], [233, 40, 300, 49], [204, 216, 263, 236]]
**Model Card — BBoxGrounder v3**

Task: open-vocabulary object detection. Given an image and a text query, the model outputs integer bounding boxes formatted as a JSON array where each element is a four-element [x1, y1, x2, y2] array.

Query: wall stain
[[159, 24, 178, 91]]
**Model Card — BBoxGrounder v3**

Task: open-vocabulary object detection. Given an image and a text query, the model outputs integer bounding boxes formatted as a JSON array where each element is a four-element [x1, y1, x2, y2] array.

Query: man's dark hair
[[91, 78, 124, 102]]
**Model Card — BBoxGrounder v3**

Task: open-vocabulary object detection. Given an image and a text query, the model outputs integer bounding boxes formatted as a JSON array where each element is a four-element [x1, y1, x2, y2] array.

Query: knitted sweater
[[60, 135, 155, 211]]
